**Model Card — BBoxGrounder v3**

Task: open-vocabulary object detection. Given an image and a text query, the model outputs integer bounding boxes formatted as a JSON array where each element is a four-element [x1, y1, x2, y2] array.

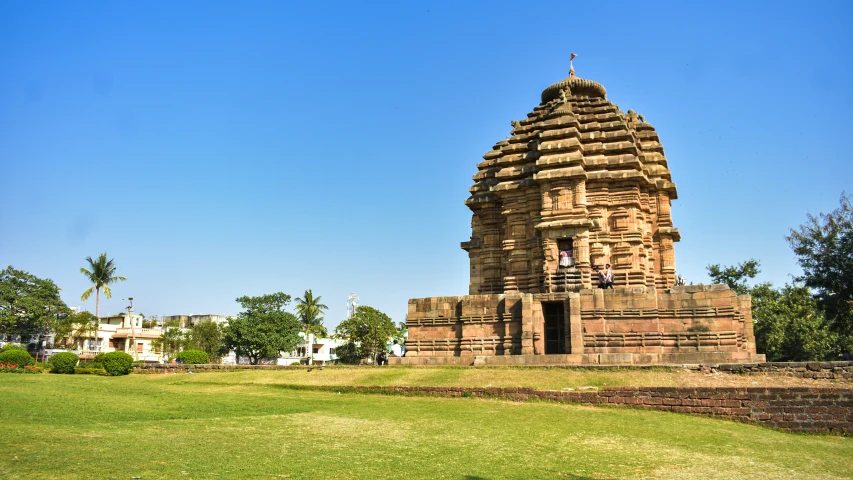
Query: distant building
[[62, 314, 163, 362], [160, 314, 228, 328], [225, 337, 344, 365]]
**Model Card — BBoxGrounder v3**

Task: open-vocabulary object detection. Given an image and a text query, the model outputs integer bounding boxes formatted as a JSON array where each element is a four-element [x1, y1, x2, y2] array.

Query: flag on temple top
[[570, 53, 577, 61]]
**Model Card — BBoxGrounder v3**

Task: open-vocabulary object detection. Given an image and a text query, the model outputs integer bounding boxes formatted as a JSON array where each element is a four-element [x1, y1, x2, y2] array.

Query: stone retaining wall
[[344, 385, 852, 434], [711, 361, 853, 381], [133, 361, 853, 382]]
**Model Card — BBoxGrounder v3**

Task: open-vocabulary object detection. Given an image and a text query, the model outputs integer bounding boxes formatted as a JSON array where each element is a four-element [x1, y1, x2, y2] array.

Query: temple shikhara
[[397, 61, 764, 365]]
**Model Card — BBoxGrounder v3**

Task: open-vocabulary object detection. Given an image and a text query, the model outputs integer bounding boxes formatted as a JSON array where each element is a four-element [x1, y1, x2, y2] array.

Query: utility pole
[[40, 304, 51, 363], [127, 297, 136, 361]]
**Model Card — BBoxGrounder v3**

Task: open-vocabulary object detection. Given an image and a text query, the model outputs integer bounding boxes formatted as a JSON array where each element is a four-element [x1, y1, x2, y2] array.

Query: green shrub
[[100, 351, 134, 376], [0, 343, 27, 352], [0, 349, 35, 367], [74, 367, 107, 375], [49, 352, 79, 374], [175, 350, 209, 364], [77, 360, 103, 369]]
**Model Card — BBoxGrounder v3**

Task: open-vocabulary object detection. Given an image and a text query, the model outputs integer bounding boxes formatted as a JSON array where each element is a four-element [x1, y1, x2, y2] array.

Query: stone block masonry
[[404, 285, 763, 364], [343, 385, 852, 435], [403, 70, 764, 365]]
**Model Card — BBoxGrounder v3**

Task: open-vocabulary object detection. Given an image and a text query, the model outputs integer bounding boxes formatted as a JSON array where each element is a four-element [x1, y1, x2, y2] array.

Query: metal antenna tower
[[346, 293, 359, 319]]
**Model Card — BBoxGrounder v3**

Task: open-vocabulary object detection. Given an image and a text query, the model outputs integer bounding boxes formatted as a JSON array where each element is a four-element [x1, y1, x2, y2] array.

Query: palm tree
[[80, 253, 126, 318], [295, 289, 328, 365]]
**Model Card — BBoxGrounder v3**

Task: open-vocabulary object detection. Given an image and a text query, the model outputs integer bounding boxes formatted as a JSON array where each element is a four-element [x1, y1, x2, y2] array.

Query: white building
[[57, 313, 165, 363]]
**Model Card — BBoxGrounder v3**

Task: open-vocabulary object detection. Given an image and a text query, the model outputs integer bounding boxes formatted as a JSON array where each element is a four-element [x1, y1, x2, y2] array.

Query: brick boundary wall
[[133, 361, 853, 381], [342, 385, 852, 435]]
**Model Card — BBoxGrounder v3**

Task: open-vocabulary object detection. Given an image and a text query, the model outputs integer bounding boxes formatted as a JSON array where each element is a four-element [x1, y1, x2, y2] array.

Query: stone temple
[[395, 68, 765, 365]]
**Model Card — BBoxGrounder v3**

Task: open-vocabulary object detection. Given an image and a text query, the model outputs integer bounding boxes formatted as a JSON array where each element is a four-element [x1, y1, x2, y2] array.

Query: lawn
[[1, 372, 850, 479], [158, 365, 853, 390]]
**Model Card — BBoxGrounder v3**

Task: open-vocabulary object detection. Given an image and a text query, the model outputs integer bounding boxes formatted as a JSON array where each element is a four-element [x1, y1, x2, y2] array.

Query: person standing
[[604, 264, 614, 289], [597, 266, 606, 289]]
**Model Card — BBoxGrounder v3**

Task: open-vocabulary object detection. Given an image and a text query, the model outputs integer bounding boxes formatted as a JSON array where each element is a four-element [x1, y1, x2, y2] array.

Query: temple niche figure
[[398, 59, 763, 366]]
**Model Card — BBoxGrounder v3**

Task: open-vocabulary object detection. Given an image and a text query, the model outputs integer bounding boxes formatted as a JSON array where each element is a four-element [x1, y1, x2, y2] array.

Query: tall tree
[[334, 305, 397, 364], [79, 253, 126, 318], [751, 283, 837, 361], [0, 266, 68, 343], [187, 320, 224, 362], [222, 292, 301, 365], [151, 327, 187, 360], [295, 289, 328, 364], [706, 259, 761, 295], [787, 192, 853, 345], [52, 311, 99, 349]]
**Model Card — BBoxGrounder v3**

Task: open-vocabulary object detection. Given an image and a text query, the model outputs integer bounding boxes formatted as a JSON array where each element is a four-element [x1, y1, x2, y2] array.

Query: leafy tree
[[222, 292, 301, 365], [787, 193, 853, 346], [51, 311, 99, 349], [80, 253, 126, 318], [295, 289, 328, 364], [751, 283, 837, 361], [0, 343, 26, 352], [334, 305, 397, 364], [707, 260, 842, 361], [0, 266, 69, 344], [163, 317, 182, 327], [151, 327, 187, 360], [706, 259, 761, 295], [186, 320, 224, 362]]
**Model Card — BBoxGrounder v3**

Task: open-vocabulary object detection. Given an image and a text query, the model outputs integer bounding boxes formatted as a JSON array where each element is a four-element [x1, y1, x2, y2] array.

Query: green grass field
[[1, 371, 850, 479]]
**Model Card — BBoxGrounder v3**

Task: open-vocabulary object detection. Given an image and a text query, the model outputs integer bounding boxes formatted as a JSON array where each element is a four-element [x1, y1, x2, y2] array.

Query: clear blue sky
[[1, 1, 851, 328]]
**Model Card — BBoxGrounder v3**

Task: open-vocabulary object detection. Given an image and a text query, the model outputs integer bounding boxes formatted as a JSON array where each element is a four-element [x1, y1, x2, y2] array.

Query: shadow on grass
[[463, 475, 596, 480]]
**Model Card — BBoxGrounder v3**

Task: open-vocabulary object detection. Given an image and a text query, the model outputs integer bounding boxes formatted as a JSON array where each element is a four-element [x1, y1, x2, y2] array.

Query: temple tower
[[401, 64, 762, 366], [462, 75, 681, 294]]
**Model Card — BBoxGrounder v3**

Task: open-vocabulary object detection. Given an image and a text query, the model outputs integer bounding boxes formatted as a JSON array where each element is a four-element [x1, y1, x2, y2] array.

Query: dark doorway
[[542, 302, 566, 354]]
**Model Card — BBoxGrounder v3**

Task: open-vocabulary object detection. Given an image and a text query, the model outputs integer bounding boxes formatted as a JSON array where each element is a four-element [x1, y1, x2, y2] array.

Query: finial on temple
[[569, 52, 577, 78]]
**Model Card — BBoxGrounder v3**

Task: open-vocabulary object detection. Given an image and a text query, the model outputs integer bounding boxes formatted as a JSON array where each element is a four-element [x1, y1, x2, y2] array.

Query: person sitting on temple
[[390, 340, 403, 357], [676, 274, 686, 286], [604, 264, 614, 289], [559, 250, 570, 268]]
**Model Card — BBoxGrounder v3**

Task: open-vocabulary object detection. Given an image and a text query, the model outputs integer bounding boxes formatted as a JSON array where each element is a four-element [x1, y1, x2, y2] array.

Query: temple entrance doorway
[[542, 302, 566, 354]]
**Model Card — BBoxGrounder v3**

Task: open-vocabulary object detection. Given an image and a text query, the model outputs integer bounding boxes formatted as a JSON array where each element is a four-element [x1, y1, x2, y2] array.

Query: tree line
[[2, 257, 402, 364], [152, 291, 400, 365], [707, 193, 852, 361]]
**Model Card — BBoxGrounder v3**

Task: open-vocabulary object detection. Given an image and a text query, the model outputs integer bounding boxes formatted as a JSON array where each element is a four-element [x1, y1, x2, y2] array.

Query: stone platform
[[389, 351, 765, 366], [400, 284, 765, 366]]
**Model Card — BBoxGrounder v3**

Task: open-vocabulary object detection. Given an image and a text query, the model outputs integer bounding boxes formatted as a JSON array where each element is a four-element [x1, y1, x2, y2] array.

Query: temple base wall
[[403, 285, 764, 365]]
